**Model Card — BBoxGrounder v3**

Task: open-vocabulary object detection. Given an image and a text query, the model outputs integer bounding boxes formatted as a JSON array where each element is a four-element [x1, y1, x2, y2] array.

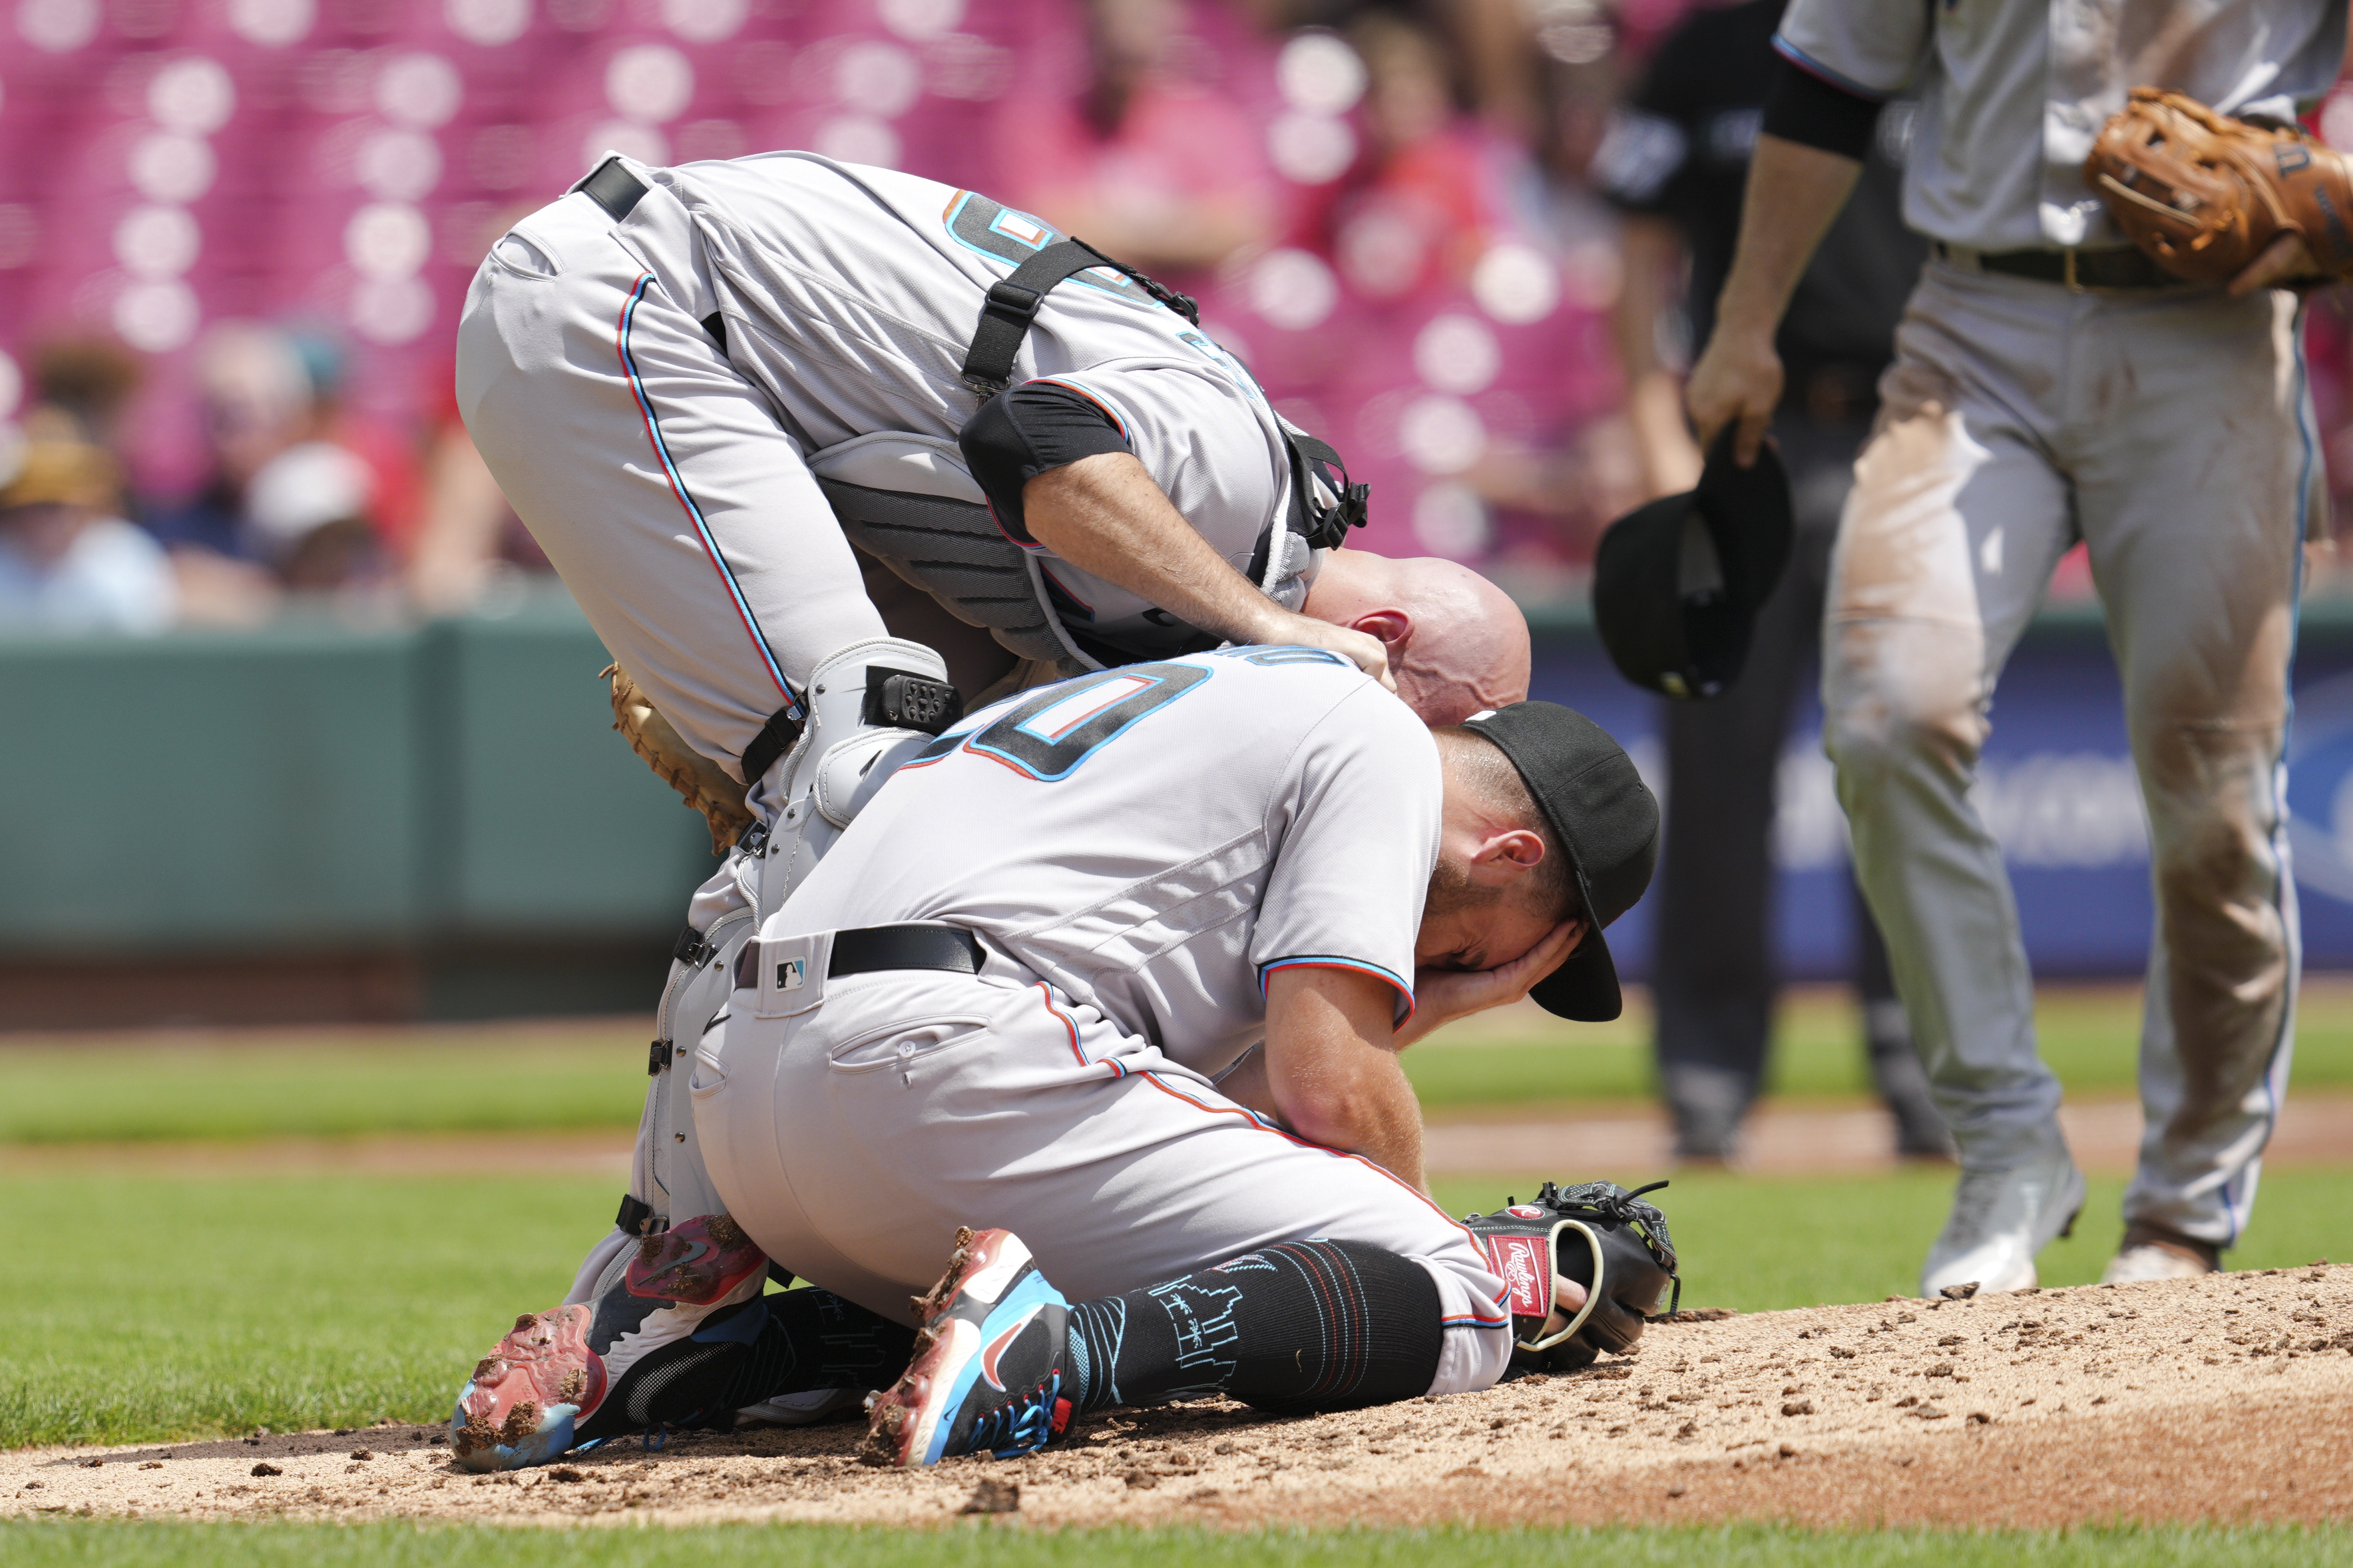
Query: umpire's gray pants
[[1824, 259, 2313, 1249]]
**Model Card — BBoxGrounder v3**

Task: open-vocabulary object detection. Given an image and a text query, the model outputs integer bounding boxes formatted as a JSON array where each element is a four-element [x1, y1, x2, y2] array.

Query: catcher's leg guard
[[752, 638, 962, 919]]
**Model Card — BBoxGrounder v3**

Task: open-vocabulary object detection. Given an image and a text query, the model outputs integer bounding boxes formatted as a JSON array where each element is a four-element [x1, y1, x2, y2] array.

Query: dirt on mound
[[8, 1265, 2348, 1531]]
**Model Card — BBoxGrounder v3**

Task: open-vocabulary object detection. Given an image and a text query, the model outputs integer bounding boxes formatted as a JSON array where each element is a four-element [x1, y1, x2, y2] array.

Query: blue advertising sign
[[1532, 608, 2353, 981]]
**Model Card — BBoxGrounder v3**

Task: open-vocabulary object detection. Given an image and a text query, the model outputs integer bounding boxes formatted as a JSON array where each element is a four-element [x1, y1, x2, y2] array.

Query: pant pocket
[[825, 1016, 993, 1075]]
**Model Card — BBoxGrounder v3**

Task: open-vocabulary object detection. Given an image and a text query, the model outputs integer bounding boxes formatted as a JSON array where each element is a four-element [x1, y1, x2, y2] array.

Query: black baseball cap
[[1458, 701, 1659, 1022], [1592, 429, 1793, 700]]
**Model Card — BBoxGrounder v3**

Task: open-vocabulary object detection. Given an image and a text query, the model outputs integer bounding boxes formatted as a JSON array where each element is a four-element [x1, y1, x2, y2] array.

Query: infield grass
[[6, 1521, 2353, 1568], [5, 1165, 2346, 1450], [7, 982, 2353, 1143]]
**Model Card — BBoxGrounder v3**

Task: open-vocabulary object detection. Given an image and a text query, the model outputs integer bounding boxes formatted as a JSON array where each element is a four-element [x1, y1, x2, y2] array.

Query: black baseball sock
[[580, 1287, 916, 1438], [1062, 1239, 1442, 1416]]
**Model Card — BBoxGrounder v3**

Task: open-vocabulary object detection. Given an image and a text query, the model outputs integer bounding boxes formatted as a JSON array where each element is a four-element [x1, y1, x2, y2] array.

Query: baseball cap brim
[[1529, 920, 1625, 1023], [1459, 702, 1659, 1024]]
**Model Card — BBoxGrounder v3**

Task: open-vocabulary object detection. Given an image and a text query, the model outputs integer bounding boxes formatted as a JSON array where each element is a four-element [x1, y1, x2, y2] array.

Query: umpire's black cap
[[1592, 429, 1793, 700], [1459, 702, 1659, 1022]]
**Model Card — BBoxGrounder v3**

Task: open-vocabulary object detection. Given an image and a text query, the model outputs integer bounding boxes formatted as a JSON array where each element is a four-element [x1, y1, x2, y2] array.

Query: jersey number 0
[[907, 662, 1210, 782]]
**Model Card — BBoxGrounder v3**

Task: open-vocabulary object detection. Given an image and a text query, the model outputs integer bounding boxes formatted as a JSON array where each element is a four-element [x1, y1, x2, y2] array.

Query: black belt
[[1934, 242, 2181, 291], [580, 156, 649, 222], [732, 923, 984, 989]]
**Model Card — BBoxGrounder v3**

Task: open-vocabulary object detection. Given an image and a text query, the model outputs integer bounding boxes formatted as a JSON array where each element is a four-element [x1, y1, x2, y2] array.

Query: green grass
[[0, 1025, 652, 1143], [6, 1522, 2352, 1568], [1402, 983, 2353, 1115], [7, 1165, 2346, 1451], [0, 1174, 612, 1448], [10, 984, 2350, 1145]]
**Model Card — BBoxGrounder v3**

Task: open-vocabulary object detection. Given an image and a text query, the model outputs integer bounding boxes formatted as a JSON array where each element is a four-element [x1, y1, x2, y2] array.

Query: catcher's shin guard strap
[[738, 703, 804, 791]]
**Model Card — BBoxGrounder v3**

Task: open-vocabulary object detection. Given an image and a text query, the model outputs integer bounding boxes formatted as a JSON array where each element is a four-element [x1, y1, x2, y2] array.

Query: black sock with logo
[[1062, 1239, 1441, 1416]]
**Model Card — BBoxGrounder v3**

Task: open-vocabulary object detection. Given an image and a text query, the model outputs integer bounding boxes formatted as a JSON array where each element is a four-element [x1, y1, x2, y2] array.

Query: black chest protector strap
[[960, 238, 1198, 396]]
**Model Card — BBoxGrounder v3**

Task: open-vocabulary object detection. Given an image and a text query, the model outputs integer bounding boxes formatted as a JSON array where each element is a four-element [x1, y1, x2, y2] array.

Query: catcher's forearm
[[1711, 133, 1863, 345], [1263, 967, 1426, 1189], [1023, 453, 1293, 648]]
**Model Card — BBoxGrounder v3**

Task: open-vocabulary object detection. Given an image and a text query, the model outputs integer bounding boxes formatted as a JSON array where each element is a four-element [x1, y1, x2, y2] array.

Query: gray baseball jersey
[[693, 650, 1511, 1393], [644, 151, 1301, 657], [1775, 0, 2347, 248], [775, 646, 1440, 1076]]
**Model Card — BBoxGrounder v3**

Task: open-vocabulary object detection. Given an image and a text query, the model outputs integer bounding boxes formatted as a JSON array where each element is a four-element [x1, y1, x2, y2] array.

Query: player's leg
[[2071, 287, 2309, 1281], [1649, 501, 1813, 1160], [1779, 409, 1954, 1160], [457, 191, 889, 777], [694, 971, 1515, 1464], [1820, 267, 2086, 1293]]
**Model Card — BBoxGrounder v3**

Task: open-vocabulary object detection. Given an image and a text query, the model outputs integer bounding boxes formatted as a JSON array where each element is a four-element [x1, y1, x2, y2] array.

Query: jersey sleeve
[[1038, 359, 1287, 571], [1774, 0, 1930, 101], [1250, 682, 1442, 1022], [959, 379, 1134, 544]]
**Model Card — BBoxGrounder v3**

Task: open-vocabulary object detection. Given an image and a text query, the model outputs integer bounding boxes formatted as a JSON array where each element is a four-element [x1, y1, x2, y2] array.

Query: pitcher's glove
[[603, 663, 754, 855], [2086, 87, 2353, 286], [1463, 1179, 1679, 1374]]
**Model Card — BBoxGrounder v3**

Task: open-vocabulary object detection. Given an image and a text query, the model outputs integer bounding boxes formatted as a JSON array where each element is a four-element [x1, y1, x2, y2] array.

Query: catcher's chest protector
[[807, 234, 1365, 673], [809, 434, 1098, 670]]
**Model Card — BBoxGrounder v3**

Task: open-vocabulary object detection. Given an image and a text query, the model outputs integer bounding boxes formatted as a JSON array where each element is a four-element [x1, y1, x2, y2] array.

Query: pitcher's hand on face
[[1258, 606, 1395, 691], [1684, 327, 1783, 469], [1396, 919, 1583, 1048]]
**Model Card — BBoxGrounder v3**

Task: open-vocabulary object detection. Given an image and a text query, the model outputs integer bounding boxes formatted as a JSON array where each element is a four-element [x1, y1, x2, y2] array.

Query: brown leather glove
[[603, 662, 753, 855], [2087, 87, 2353, 286]]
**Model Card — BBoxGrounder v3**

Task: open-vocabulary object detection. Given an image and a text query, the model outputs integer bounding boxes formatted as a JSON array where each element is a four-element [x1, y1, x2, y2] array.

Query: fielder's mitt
[[1463, 1179, 1679, 1374], [2086, 87, 2353, 285], [603, 662, 754, 855]]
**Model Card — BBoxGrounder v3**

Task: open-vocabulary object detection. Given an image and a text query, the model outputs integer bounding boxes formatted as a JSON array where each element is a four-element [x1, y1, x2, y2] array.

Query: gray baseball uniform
[[457, 151, 1311, 791], [688, 648, 1514, 1398], [461, 151, 1333, 1302], [1777, 0, 2329, 1253]]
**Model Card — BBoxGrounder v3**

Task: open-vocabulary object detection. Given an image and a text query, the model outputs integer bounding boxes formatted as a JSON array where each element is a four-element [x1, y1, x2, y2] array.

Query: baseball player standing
[[1686, 0, 2336, 1291], [451, 648, 1667, 1470]]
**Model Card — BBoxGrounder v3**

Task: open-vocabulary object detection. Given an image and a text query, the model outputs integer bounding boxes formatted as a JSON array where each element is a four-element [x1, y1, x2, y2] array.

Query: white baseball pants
[[1824, 260, 2313, 1248], [456, 186, 887, 789], [690, 962, 1514, 1398]]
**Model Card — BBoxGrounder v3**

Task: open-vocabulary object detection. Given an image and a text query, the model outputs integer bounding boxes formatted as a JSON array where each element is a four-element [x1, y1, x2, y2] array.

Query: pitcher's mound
[[8, 1265, 2348, 1529]]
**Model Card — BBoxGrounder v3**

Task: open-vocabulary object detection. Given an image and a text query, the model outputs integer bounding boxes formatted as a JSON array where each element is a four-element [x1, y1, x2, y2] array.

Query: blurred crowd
[[7, 0, 2353, 635]]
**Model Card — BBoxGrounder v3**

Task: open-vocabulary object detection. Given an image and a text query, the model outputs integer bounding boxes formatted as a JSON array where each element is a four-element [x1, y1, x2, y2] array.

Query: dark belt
[[1934, 241, 2181, 291], [579, 156, 649, 222], [732, 923, 985, 990]]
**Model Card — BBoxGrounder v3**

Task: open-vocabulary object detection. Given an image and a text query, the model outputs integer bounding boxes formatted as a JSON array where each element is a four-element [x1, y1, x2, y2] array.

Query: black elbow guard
[[1760, 53, 1883, 162], [959, 380, 1132, 544]]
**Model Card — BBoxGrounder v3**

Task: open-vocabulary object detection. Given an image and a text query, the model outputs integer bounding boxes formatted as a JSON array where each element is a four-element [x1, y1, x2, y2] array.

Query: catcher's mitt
[[1463, 1179, 1679, 1374], [2086, 87, 2353, 286], [603, 663, 754, 855]]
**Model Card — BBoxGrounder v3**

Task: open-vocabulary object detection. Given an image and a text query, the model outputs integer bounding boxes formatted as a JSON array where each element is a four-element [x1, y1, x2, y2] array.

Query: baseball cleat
[[450, 1213, 768, 1471], [2101, 1223, 2221, 1284], [451, 1305, 603, 1471], [861, 1227, 1072, 1468], [1920, 1153, 2085, 1297]]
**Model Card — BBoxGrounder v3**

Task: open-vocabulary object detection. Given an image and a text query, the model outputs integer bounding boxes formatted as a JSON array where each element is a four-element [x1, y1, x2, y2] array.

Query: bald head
[[1303, 550, 1530, 724]]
